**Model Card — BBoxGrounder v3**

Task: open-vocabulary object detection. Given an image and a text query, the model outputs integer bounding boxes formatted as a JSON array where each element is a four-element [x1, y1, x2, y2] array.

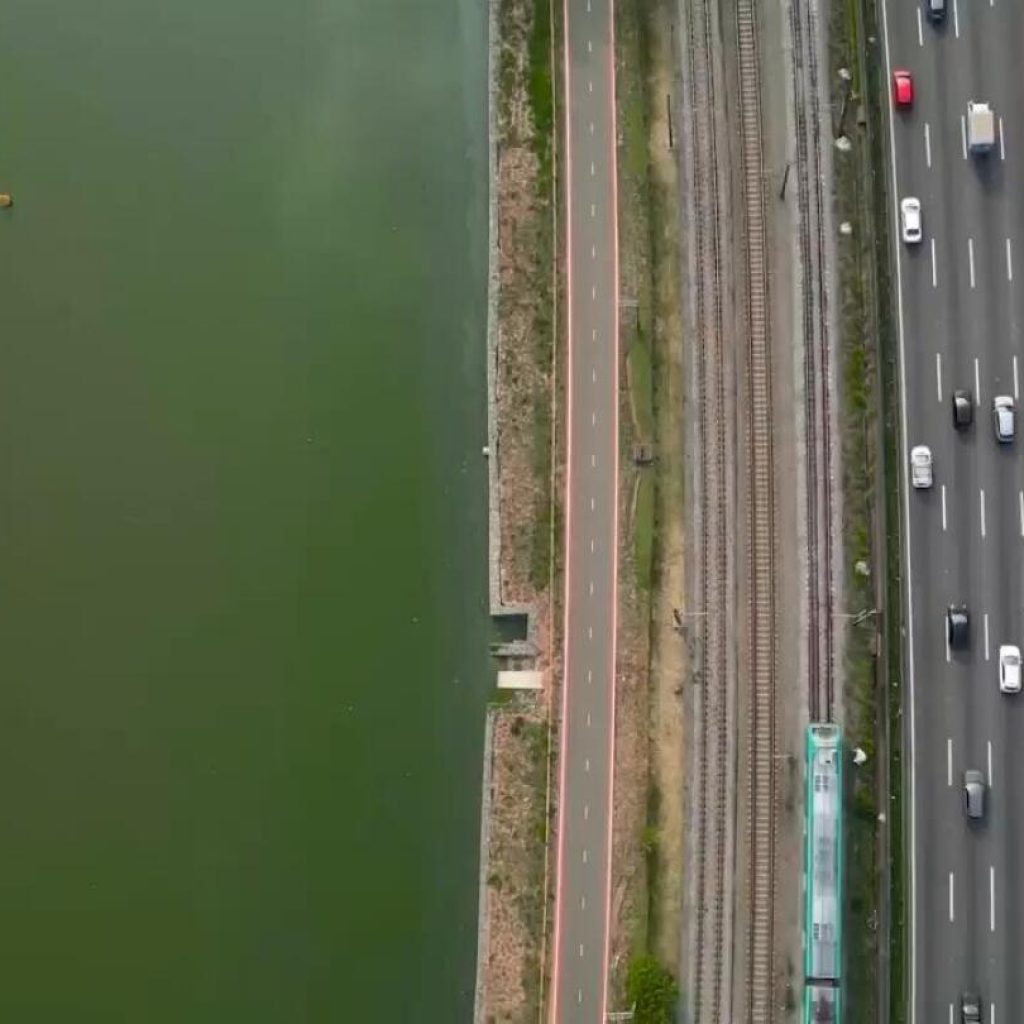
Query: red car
[[893, 69, 913, 108]]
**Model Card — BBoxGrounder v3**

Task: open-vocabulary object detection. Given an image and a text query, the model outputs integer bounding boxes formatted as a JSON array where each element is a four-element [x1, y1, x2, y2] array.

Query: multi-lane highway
[[549, 0, 620, 1020], [881, 0, 1024, 1020]]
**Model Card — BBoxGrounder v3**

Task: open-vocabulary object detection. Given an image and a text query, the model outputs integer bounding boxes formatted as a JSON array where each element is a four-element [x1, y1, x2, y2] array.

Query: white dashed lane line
[[1014, 356, 1019, 400], [949, 871, 955, 922], [1000, 119, 1005, 161], [953, 0, 959, 37], [961, 116, 967, 160], [917, 6, 923, 45], [925, 122, 931, 168], [947, 737, 952, 787], [990, 866, 996, 932], [975, 358, 981, 405], [936, 352, 942, 402], [984, 611, 990, 660], [1019, 491, 1024, 537], [980, 488, 987, 539], [988, 740, 993, 787], [1007, 238, 1013, 282], [968, 237, 976, 289], [931, 237, 937, 288], [941, 484, 947, 531]]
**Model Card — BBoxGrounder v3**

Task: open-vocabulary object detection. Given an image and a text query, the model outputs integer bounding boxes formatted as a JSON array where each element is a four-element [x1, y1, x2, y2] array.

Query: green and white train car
[[804, 723, 843, 1024]]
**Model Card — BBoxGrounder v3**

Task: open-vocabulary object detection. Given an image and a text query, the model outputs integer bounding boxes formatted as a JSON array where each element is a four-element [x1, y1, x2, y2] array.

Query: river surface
[[0, 2, 490, 1019]]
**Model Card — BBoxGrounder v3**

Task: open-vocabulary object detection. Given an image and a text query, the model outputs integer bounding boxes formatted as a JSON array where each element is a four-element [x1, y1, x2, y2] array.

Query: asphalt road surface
[[549, 0, 620, 1020], [882, 0, 1024, 1020]]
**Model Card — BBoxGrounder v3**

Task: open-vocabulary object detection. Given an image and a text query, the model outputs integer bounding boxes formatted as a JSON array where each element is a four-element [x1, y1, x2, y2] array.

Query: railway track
[[734, 0, 778, 1019], [684, 0, 733, 1015], [790, 0, 837, 725]]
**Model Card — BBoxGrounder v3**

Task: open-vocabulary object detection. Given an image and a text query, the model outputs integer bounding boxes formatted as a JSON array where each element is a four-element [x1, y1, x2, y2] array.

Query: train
[[803, 723, 843, 1024]]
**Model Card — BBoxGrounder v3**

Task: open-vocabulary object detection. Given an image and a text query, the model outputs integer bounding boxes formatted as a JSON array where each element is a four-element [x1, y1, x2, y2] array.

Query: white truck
[[967, 101, 996, 154]]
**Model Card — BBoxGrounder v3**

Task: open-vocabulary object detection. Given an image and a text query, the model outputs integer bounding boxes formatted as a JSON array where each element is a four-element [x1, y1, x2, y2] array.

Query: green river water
[[0, 2, 490, 1019]]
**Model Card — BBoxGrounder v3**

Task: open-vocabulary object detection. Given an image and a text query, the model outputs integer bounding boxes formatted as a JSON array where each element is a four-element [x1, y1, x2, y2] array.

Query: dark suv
[[947, 605, 970, 649], [952, 389, 973, 429], [961, 991, 981, 1023]]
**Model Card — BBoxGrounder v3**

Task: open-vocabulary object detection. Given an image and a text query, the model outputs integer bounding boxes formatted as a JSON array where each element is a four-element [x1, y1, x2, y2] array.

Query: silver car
[[963, 769, 986, 820], [910, 445, 933, 488], [993, 395, 1014, 442]]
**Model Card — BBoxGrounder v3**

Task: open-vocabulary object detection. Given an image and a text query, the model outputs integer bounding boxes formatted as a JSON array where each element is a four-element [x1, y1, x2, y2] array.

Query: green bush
[[625, 955, 678, 1024]]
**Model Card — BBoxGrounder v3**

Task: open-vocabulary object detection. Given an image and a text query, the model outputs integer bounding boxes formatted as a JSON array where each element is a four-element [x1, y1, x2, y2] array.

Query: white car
[[901, 197, 922, 244], [999, 645, 1021, 693], [910, 445, 933, 488], [993, 395, 1015, 442]]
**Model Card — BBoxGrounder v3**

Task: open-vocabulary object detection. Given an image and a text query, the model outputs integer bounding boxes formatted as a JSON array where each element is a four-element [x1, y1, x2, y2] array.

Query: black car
[[952, 389, 973, 429], [961, 990, 981, 1023], [947, 605, 970, 649]]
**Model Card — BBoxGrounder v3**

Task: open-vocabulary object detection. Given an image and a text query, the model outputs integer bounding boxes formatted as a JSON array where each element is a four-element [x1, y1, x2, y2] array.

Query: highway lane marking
[[581, 896, 586, 909], [991, 1005, 996, 1024], [1019, 491, 1024, 536], [583, 849, 588, 864], [592, 284, 597, 300], [588, 80, 593, 94], [591, 203, 596, 218], [590, 537, 595, 553], [949, 871, 954, 922], [968, 237, 976, 289], [589, 579, 594, 596], [984, 611, 990, 660], [580, 943, 585, 957], [990, 866, 995, 931], [975, 357, 981, 405], [980, 488, 987, 538], [1015, 356, 1019, 400], [591, 244, 596, 260], [936, 352, 942, 401], [999, 118, 1005, 161], [587, 668, 592, 683], [949, 1005, 954, 1024], [941, 484, 947, 530], [988, 740, 993, 786], [916, 7, 923, 46], [584, 804, 589, 820], [592, 411, 597, 427], [930, 237, 937, 288], [961, 116, 967, 160], [592, 327, 597, 341], [588, 625, 593, 640], [947, 738, 952, 787], [591, 497, 595, 511], [924, 122, 931, 168], [589, 121, 594, 135], [584, 758, 590, 773], [953, 0, 959, 37], [588, 39, 593, 53], [1007, 238, 1013, 282], [591, 453, 596, 468], [578, 989, 583, 1005], [587, 711, 592, 726], [590, 161, 595, 177], [945, 623, 951, 663], [592, 368, 597, 383]]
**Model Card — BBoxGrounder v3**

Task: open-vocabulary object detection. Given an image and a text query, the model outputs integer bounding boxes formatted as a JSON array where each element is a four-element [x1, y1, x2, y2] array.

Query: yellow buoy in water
[[0, 194, 12, 209]]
